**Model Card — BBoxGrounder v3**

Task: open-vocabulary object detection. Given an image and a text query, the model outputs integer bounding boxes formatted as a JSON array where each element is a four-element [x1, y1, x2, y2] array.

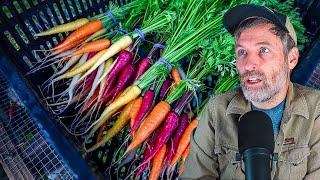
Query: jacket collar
[[226, 82, 309, 120]]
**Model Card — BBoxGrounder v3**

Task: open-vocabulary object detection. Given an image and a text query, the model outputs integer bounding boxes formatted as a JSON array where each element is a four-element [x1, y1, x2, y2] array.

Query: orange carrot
[[54, 20, 103, 50], [71, 39, 111, 56], [53, 36, 88, 55], [171, 67, 181, 85], [125, 101, 171, 153], [169, 119, 198, 169], [178, 143, 190, 175], [82, 88, 99, 112], [130, 97, 143, 128], [149, 144, 167, 180]]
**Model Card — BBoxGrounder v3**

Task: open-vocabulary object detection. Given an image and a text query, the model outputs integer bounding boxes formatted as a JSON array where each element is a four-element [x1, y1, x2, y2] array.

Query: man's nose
[[244, 54, 260, 71]]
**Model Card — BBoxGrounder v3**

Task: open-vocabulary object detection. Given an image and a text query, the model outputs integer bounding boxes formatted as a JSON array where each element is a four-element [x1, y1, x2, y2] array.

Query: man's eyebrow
[[256, 41, 272, 46], [235, 41, 272, 48]]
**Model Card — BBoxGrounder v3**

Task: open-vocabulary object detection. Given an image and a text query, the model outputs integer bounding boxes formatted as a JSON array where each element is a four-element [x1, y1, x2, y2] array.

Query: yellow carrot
[[59, 49, 107, 79], [35, 18, 89, 36], [78, 35, 133, 82], [84, 28, 107, 43], [87, 85, 141, 137], [86, 101, 134, 152]]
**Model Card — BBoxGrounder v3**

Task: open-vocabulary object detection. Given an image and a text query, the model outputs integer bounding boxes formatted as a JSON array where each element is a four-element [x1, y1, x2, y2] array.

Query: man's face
[[235, 23, 290, 103]]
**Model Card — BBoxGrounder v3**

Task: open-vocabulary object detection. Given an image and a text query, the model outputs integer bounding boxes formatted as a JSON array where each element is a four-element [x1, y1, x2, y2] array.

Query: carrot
[[84, 28, 107, 43], [87, 85, 141, 139], [98, 59, 114, 99], [171, 67, 181, 85], [58, 49, 107, 79], [35, 18, 89, 36], [159, 78, 172, 101], [98, 50, 133, 97], [164, 113, 188, 168], [71, 39, 111, 56], [53, 36, 88, 55], [96, 123, 108, 143], [87, 101, 134, 151], [54, 20, 103, 50], [178, 143, 190, 175], [149, 144, 167, 180], [136, 129, 162, 177], [169, 119, 199, 170], [134, 57, 151, 82], [148, 111, 179, 160], [82, 88, 99, 112], [80, 56, 110, 103], [108, 63, 136, 102], [78, 35, 133, 82], [125, 101, 171, 153], [130, 89, 155, 135], [130, 97, 143, 128]]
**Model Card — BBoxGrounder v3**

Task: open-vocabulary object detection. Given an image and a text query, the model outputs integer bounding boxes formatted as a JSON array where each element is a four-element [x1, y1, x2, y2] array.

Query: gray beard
[[241, 65, 289, 103]]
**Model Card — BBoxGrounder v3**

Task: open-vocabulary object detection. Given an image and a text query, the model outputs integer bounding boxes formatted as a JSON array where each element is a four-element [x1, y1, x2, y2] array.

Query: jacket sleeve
[[305, 110, 320, 179], [180, 97, 219, 179]]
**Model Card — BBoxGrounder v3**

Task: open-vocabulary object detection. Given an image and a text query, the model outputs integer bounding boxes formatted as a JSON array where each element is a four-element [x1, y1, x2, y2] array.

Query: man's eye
[[260, 47, 270, 54], [237, 49, 247, 56]]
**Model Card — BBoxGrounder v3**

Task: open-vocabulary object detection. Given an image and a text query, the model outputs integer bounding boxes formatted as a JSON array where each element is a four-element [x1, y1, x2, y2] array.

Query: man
[[180, 4, 320, 180]]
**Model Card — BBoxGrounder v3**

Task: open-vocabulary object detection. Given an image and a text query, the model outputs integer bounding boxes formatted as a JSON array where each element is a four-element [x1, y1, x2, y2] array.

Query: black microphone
[[238, 110, 275, 180]]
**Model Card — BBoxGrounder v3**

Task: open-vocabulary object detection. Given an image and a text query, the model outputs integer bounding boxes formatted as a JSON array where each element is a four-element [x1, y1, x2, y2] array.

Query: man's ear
[[287, 47, 299, 70]]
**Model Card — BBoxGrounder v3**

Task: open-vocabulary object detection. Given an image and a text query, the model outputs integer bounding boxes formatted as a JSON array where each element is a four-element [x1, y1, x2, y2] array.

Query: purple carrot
[[137, 111, 179, 171], [163, 113, 188, 169], [133, 57, 151, 81], [101, 50, 133, 95], [82, 69, 97, 91], [109, 64, 136, 102], [130, 89, 155, 135], [101, 64, 135, 104], [159, 78, 172, 100], [173, 90, 193, 114]]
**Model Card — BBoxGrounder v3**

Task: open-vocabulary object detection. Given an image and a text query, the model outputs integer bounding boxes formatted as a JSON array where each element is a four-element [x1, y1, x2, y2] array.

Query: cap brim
[[223, 4, 288, 35]]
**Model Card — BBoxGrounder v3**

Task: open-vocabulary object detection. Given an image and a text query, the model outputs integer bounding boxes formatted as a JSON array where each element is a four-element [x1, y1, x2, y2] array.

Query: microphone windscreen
[[238, 111, 274, 154]]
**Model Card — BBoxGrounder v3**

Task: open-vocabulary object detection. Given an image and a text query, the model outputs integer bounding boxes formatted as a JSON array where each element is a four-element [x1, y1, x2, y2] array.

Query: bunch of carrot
[[30, 0, 282, 179]]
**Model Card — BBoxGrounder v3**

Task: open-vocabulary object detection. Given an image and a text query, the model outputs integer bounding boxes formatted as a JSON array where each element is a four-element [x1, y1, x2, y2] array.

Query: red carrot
[[145, 111, 179, 163], [159, 78, 172, 100], [163, 113, 188, 168], [134, 57, 151, 81], [100, 64, 136, 104], [135, 128, 162, 177], [100, 50, 133, 98], [130, 89, 155, 135]]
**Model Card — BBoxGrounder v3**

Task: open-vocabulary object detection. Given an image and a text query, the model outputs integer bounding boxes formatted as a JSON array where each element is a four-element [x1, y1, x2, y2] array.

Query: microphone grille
[[238, 111, 275, 154]]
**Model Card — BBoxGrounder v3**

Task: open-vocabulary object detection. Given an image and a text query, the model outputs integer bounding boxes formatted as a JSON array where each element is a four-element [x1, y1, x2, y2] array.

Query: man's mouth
[[244, 77, 263, 86]]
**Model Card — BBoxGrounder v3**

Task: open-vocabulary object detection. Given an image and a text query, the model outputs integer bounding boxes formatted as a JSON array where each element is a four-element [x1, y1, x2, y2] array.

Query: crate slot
[[74, 0, 83, 14], [15, 24, 30, 45], [60, 0, 71, 21], [23, 19, 37, 39], [38, 11, 51, 31], [82, 0, 89, 11], [3, 31, 20, 51], [22, 0, 32, 10], [53, 3, 65, 24], [12, 1, 23, 14], [1, 6, 13, 19], [66, 0, 77, 18]]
